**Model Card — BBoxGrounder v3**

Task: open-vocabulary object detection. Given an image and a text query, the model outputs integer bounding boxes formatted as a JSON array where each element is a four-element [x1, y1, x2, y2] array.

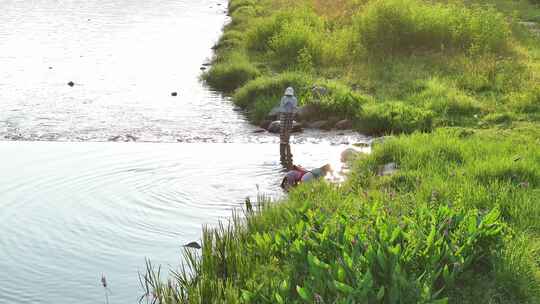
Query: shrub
[[358, 101, 434, 134], [268, 20, 324, 66], [212, 30, 246, 51], [246, 9, 326, 66], [143, 189, 506, 303], [411, 78, 482, 126], [355, 0, 511, 56], [310, 80, 368, 119], [233, 72, 312, 108], [508, 87, 540, 113], [203, 52, 260, 92], [228, 0, 257, 15]]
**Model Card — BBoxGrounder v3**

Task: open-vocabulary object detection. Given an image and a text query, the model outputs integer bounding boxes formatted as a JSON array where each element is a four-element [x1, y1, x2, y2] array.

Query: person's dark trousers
[[280, 112, 294, 169]]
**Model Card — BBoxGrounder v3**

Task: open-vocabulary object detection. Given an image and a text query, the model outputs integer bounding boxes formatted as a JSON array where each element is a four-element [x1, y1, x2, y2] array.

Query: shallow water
[[0, 141, 366, 303], [0, 0, 369, 303]]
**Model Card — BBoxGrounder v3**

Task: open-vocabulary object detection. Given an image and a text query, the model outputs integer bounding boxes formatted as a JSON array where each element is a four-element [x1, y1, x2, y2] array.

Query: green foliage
[[358, 101, 434, 134], [310, 80, 369, 119], [203, 52, 260, 92], [410, 78, 482, 126], [246, 8, 326, 67], [355, 0, 511, 56], [142, 189, 507, 303], [212, 30, 246, 51], [507, 86, 540, 113]]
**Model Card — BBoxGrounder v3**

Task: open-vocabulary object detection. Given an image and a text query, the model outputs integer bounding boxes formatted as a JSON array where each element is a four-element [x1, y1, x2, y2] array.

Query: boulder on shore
[[295, 104, 320, 122], [379, 162, 398, 176], [341, 148, 362, 163], [308, 120, 328, 129], [336, 119, 353, 130], [259, 120, 272, 130]]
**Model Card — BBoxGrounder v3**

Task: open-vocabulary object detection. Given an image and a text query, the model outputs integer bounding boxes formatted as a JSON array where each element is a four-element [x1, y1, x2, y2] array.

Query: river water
[[0, 1, 369, 303]]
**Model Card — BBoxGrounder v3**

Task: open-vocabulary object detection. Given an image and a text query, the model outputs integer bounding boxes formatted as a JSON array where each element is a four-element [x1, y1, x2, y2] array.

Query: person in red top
[[280, 165, 308, 191], [280, 164, 331, 192]]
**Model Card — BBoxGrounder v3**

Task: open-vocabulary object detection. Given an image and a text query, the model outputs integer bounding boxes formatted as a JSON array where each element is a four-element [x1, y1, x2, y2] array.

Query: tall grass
[[355, 0, 511, 56], [143, 129, 540, 303]]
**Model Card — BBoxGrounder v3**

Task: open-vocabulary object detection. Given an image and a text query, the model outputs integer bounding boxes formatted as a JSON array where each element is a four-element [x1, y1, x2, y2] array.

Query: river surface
[[0, 0, 369, 303]]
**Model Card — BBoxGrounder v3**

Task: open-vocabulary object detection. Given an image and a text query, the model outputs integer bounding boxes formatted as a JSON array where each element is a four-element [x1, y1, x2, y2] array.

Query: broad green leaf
[[296, 285, 311, 301], [334, 280, 354, 294], [377, 286, 385, 301]]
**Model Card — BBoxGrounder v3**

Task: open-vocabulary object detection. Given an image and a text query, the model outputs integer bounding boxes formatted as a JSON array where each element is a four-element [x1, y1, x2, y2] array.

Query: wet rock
[[341, 148, 362, 163], [183, 241, 202, 249], [125, 134, 137, 142], [327, 116, 341, 126], [108, 135, 122, 142], [379, 162, 398, 176], [267, 121, 303, 133], [200, 66, 207, 71], [295, 104, 320, 122], [67, 81, 74, 87], [202, 62, 212, 67], [259, 120, 272, 130], [336, 119, 353, 130], [267, 121, 281, 133], [253, 128, 266, 133], [171, 92, 178, 96], [308, 120, 328, 129]]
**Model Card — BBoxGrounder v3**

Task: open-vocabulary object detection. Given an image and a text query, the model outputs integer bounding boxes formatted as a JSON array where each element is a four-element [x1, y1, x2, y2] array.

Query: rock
[[200, 66, 207, 71], [335, 119, 353, 130], [253, 128, 266, 133], [171, 92, 178, 96], [295, 104, 320, 122], [183, 241, 202, 249], [202, 62, 212, 67], [125, 134, 137, 142], [67, 81, 74, 87], [379, 162, 398, 176], [267, 121, 303, 133], [267, 121, 281, 133], [292, 122, 303, 133], [308, 120, 328, 129], [341, 148, 362, 163], [327, 116, 341, 125], [108, 135, 122, 142], [259, 120, 272, 130]]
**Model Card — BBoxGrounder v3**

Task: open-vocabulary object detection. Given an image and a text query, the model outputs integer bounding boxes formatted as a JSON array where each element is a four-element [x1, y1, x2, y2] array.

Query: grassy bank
[[204, 0, 539, 134], [142, 0, 540, 303]]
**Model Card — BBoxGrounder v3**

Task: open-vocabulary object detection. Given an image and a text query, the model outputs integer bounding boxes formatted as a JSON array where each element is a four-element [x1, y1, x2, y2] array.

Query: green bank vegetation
[[143, 0, 540, 303]]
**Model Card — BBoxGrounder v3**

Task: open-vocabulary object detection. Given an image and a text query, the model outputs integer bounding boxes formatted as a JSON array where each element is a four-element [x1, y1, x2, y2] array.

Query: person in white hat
[[279, 87, 298, 167]]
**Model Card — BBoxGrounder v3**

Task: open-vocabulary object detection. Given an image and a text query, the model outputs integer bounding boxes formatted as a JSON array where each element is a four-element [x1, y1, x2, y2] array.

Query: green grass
[[142, 0, 540, 302], [201, 0, 539, 132], [142, 129, 540, 303]]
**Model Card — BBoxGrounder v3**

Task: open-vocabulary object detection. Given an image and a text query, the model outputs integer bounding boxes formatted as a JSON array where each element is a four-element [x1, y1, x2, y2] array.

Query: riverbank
[[145, 0, 540, 303]]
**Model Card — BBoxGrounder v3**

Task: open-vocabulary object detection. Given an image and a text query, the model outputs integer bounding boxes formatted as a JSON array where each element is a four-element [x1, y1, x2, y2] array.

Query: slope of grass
[[202, 0, 539, 134], [143, 128, 540, 303], [141, 0, 540, 303]]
